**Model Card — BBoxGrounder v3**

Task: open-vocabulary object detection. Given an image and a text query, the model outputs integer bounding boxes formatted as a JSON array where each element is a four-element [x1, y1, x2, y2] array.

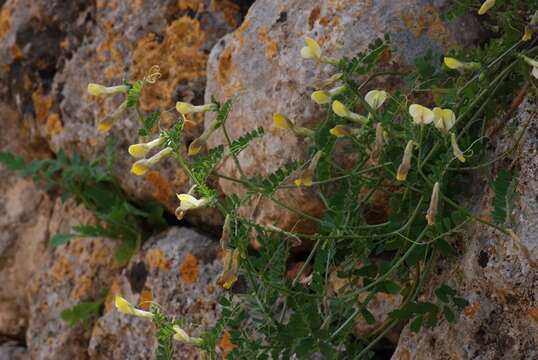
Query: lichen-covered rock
[[0, 340, 27, 360], [0, 0, 247, 225], [391, 100, 538, 360], [204, 0, 482, 231], [26, 198, 119, 360], [88, 226, 223, 360], [0, 102, 52, 338]]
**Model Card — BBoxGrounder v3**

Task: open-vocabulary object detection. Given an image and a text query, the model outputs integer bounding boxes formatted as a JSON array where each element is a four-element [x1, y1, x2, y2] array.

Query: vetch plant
[[80, 2, 538, 359]]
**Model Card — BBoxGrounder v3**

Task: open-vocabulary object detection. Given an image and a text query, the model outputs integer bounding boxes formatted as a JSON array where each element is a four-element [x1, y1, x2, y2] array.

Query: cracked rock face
[[88, 226, 223, 360], [391, 100, 538, 360], [204, 0, 482, 232]]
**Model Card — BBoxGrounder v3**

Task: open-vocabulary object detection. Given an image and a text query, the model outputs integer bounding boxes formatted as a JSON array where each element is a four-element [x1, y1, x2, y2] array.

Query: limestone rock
[[88, 226, 223, 360], [204, 0, 482, 231], [391, 100, 538, 360], [0, 0, 246, 225], [0, 340, 28, 360], [26, 199, 119, 360]]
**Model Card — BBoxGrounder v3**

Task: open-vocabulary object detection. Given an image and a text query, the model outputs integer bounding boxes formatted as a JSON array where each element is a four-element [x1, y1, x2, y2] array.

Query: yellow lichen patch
[[145, 248, 171, 272], [96, 21, 124, 81], [257, 26, 279, 60], [71, 273, 93, 299], [131, 17, 207, 111], [211, 0, 240, 28], [529, 307, 538, 323], [0, 4, 13, 40], [138, 288, 153, 310], [178, 0, 203, 12], [464, 302, 480, 319], [402, 4, 455, 47], [31, 91, 53, 124], [50, 255, 72, 283], [234, 19, 250, 48], [46, 112, 63, 136], [145, 170, 173, 203], [179, 253, 199, 284], [219, 330, 236, 359], [217, 44, 244, 96]]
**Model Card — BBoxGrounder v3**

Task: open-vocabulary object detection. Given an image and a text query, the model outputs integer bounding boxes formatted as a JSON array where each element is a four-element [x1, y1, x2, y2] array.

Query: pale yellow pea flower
[[172, 325, 203, 346], [311, 85, 346, 105], [114, 295, 154, 319], [522, 55, 538, 79], [97, 100, 128, 133], [130, 147, 173, 176], [332, 100, 368, 124], [176, 101, 217, 115], [217, 248, 241, 289], [365, 90, 388, 110], [409, 104, 434, 126], [451, 133, 466, 163], [128, 136, 165, 159], [87, 83, 129, 97], [396, 140, 414, 182], [294, 150, 323, 187], [433, 108, 456, 132], [478, 0, 495, 15]]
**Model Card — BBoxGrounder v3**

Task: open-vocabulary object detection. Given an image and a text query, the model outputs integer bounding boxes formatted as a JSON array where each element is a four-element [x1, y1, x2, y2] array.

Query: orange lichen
[[138, 288, 153, 310], [234, 19, 250, 48], [0, 5, 12, 40], [308, 6, 321, 29], [402, 4, 454, 47], [217, 44, 244, 96], [178, 0, 203, 12], [32, 91, 53, 124], [145, 248, 171, 272], [529, 307, 538, 323], [72, 274, 93, 299], [211, 0, 240, 28], [50, 255, 72, 283], [96, 22, 124, 80], [219, 330, 236, 359], [179, 253, 199, 284], [46, 113, 63, 136], [145, 170, 173, 203], [464, 303, 480, 319], [131, 16, 207, 111], [257, 26, 279, 60], [104, 278, 122, 313]]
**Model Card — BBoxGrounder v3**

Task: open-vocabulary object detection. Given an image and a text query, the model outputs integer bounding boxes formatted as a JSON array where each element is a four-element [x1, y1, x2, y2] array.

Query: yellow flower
[[114, 295, 154, 319], [522, 55, 538, 79], [319, 73, 343, 88], [396, 140, 414, 182], [97, 120, 113, 133], [311, 86, 346, 105], [433, 108, 456, 132], [130, 147, 173, 176], [300, 36, 322, 61], [97, 100, 128, 133], [273, 113, 293, 129], [329, 124, 353, 138], [426, 182, 440, 226], [365, 90, 388, 110], [523, 11, 538, 41], [175, 102, 216, 114], [172, 325, 203, 346], [87, 83, 129, 96], [478, 0, 495, 15], [176, 193, 209, 211], [332, 100, 368, 124], [409, 104, 434, 126], [128, 137, 165, 159], [187, 138, 207, 156], [294, 150, 323, 187], [451, 133, 466, 163], [444, 57, 480, 71], [218, 248, 241, 289]]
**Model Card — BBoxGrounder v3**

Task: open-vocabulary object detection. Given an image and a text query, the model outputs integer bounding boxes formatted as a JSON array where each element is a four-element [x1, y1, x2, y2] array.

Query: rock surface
[[391, 100, 538, 360], [0, 0, 247, 225], [88, 226, 223, 360], [204, 0, 482, 231]]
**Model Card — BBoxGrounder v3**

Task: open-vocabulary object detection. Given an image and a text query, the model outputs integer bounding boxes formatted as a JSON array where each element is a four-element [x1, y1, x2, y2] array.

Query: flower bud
[[87, 83, 129, 97], [176, 102, 217, 115], [396, 140, 414, 182], [115, 295, 154, 319], [426, 182, 440, 225], [172, 325, 203, 346], [444, 57, 481, 71], [329, 124, 353, 138], [451, 133, 466, 163], [128, 137, 165, 159], [332, 100, 368, 124], [478, 0, 495, 15], [294, 150, 323, 187], [218, 248, 240, 289], [97, 101, 128, 133]]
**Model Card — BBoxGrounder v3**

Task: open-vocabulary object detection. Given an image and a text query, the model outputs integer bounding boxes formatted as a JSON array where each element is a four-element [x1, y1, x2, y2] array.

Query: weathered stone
[[0, 0, 246, 226], [0, 340, 28, 360], [204, 0, 482, 231], [88, 226, 223, 360], [26, 199, 119, 360], [391, 100, 538, 360], [0, 102, 52, 338]]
